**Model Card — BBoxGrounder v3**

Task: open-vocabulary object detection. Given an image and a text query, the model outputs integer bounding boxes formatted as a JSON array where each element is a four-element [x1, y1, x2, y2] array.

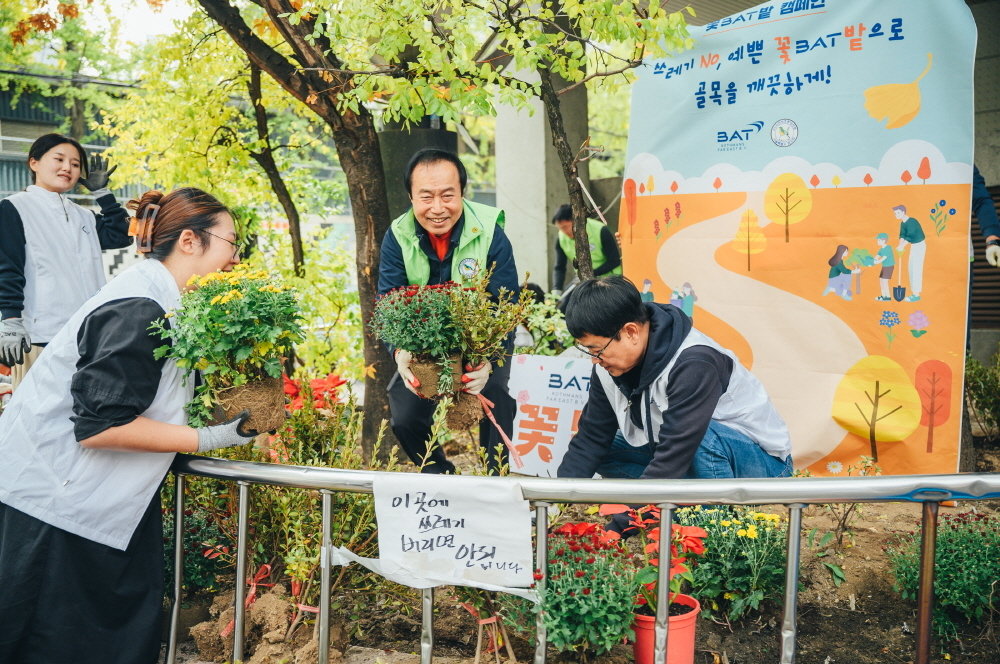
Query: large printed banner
[[621, 0, 975, 475], [507, 354, 592, 477]]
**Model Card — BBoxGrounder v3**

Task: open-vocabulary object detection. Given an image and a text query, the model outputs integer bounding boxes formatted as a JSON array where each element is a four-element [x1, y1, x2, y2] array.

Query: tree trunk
[[195, 0, 394, 462], [537, 65, 593, 280], [246, 64, 305, 277]]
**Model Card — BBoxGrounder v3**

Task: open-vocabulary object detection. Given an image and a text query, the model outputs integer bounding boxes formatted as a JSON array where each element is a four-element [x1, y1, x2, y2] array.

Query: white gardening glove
[[394, 348, 419, 394], [196, 410, 257, 453], [0, 317, 31, 366], [986, 242, 1000, 267], [460, 360, 492, 395]]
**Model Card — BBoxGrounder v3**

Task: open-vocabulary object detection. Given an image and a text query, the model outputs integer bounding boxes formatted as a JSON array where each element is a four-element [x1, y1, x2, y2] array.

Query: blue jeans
[[595, 421, 792, 480]]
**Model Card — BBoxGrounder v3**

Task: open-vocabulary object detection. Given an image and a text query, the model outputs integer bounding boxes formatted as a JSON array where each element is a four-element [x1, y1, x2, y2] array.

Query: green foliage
[[887, 510, 1000, 638], [151, 264, 305, 426], [447, 274, 534, 368], [161, 480, 234, 594], [965, 351, 1000, 440], [514, 294, 575, 356], [251, 229, 363, 378], [370, 283, 463, 361], [675, 506, 789, 621], [503, 522, 638, 662], [176, 387, 412, 627]]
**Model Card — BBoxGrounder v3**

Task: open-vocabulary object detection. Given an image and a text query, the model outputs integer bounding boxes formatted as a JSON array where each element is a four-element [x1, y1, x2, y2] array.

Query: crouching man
[[557, 276, 792, 483]]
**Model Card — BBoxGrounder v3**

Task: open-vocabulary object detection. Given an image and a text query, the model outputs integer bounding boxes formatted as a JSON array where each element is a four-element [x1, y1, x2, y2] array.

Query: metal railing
[[165, 454, 1000, 664]]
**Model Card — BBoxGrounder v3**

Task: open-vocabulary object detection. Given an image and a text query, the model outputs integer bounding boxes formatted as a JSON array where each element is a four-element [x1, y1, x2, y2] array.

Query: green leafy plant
[[823, 456, 882, 549], [446, 273, 534, 369], [161, 483, 234, 595], [888, 510, 1000, 638], [151, 263, 305, 426], [965, 351, 1000, 440], [503, 522, 638, 663], [514, 294, 575, 356], [674, 505, 787, 621], [173, 385, 414, 641]]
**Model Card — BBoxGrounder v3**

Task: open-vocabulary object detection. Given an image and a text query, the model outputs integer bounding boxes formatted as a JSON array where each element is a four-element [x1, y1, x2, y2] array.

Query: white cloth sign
[[507, 354, 593, 477], [371, 474, 534, 593]]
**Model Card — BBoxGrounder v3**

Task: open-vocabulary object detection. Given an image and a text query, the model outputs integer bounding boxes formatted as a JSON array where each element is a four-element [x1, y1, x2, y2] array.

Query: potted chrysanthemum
[[152, 263, 304, 433], [370, 274, 532, 429]]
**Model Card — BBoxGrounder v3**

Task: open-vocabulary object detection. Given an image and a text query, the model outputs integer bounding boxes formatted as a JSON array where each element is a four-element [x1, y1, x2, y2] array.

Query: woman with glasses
[[0, 187, 259, 663]]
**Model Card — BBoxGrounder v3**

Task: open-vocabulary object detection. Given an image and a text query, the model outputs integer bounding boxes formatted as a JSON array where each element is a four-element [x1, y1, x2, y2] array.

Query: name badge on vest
[[458, 257, 480, 279]]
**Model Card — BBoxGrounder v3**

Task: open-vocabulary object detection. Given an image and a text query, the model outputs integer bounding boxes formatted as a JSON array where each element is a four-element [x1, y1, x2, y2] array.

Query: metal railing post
[[915, 501, 940, 664], [421, 587, 435, 664], [780, 503, 806, 664], [166, 473, 185, 664], [533, 502, 551, 664], [233, 481, 250, 663], [318, 490, 333, 664], [654, 503, 677, 664]]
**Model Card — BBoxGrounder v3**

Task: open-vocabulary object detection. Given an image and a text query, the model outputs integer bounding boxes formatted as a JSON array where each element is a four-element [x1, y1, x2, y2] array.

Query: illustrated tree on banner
[[764, 173, 813, 242], [832, 356, 921, 462], [915, 360, 952, 453], [731, 209, 766, 271]]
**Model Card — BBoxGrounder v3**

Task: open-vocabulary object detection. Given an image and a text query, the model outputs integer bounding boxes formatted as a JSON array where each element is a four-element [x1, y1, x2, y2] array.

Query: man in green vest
[[377, 148, 519, 474], [551, 203, 622, 293]]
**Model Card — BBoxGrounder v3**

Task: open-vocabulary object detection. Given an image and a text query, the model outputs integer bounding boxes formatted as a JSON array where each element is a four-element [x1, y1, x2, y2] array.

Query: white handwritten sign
[[372, 474, 534, 591], [507, 354, 593, 477]]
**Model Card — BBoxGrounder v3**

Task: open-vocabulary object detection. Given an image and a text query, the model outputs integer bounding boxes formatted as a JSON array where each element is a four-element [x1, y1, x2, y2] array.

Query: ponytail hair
[[126, 188, 230, 261]]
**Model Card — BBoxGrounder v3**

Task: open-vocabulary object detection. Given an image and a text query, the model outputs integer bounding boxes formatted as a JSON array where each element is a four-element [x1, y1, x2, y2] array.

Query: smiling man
[[378, 148, 518, 474], [557, 276, 792, 484]]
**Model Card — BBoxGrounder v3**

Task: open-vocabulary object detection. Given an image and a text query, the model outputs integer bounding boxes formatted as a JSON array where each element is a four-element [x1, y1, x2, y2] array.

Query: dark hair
[[522, 282, 545, 304], [404, 148, 467, 195], [551, 204, 573, 224], [27, 133, 88, 183], [828, 244, 848, 267], [565, 276, 649, 338], [126, 187, 231, 261]]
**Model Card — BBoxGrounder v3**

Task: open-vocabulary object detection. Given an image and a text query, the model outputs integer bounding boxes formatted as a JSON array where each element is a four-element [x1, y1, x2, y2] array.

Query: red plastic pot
[[632, 594, 700, 664]]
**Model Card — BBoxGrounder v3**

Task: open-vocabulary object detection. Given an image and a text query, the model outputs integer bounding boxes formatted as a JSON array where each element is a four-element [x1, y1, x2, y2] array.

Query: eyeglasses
[[574, 330, 621, 361], [204, 230, 240, 260]]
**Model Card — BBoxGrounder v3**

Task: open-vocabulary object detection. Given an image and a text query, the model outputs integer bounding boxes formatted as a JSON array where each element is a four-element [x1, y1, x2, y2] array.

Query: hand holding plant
[[152, 263, 304, 428]]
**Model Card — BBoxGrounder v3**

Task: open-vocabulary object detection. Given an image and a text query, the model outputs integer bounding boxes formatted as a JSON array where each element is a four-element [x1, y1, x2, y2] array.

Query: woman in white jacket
[[0, 187, 259, 664]]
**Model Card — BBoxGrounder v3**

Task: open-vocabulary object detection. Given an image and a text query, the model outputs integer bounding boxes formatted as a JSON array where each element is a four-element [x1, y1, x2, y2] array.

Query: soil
[[168, 439, 1000, 664]]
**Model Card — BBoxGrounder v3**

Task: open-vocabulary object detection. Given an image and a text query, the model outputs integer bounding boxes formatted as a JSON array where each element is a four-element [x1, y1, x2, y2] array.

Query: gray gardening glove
[[78, 154, 117, 195], [0, 317, 31, 366], [196, 410, 257, 453]]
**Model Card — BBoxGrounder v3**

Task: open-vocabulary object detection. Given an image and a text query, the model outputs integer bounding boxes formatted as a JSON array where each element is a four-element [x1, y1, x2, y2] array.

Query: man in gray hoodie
[[557, 276, 792, 483]]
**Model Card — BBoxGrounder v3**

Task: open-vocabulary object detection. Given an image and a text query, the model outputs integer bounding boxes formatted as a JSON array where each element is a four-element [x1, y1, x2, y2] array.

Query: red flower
[[574, 569, 586, 578]]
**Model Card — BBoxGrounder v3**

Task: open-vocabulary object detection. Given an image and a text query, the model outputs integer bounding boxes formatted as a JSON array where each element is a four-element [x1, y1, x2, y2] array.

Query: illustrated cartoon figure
[[872, 232, 895, 301], [678, 282, 697, 318], [822, 244, 860, 301], [894, 204, 926, 302], [640, 278, 655, 302]]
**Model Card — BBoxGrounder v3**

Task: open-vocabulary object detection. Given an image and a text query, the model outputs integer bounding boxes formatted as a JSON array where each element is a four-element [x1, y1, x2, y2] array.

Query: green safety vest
[[558, 217, 622, 276], [390, 200, 505, 285]]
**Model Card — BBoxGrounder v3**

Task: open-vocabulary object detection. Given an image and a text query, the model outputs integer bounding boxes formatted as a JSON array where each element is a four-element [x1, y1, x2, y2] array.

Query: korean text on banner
[[373, 474, 534, 591]]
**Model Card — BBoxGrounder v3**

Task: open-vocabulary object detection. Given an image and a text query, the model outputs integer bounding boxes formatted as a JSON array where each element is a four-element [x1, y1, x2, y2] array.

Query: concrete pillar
[[496, 77, 589, 290]]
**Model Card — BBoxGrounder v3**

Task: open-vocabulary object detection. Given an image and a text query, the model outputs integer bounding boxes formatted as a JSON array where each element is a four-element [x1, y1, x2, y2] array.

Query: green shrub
[[965, 351, 1000, 439], [161, 482, 233, 594], [675, 505, 789, 621], [887, 510, 1000, 638], [502, 522, 638, 663], [514, 294, 574, 356]]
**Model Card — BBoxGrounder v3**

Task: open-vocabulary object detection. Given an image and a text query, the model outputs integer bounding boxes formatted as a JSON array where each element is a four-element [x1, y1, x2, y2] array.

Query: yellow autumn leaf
[[363, 363, 377, 379], [863, 53, 932, 129]]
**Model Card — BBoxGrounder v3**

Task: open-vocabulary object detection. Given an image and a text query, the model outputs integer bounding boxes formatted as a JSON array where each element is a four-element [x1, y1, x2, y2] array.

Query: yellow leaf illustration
[[864, 53, 932, 129]]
